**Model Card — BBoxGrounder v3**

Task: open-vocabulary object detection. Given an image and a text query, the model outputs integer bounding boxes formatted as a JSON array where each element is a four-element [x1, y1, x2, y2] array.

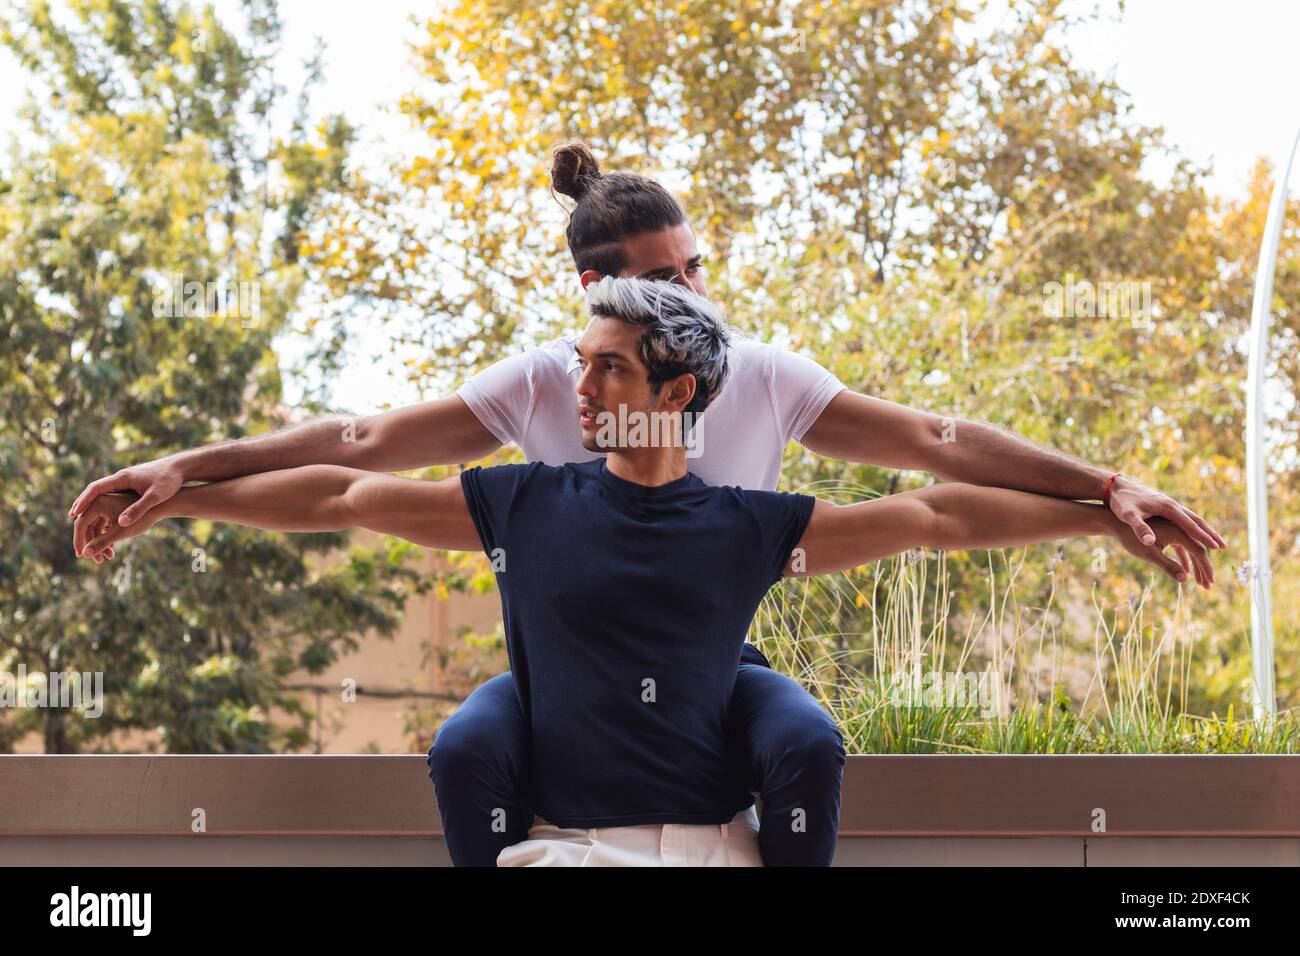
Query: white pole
[[1244, 123, 1300, 725]]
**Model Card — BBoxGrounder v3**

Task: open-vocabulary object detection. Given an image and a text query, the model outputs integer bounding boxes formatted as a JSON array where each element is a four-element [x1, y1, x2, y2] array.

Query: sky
[[2, 0, 1298, 410]]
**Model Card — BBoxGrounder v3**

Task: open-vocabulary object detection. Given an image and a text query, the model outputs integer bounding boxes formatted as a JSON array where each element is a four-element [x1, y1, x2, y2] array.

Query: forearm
[[167, 419, 380, 483], [917, 417, 1113, 501], [917, 482, 1121, 550], [155, 465, 361, 532], [803, 392, 1114, 501]]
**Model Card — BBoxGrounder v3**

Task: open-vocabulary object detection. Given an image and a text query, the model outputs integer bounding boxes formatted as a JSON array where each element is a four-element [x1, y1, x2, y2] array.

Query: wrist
[[163, 448, 199, 481], [1099, 470, 1123, 504], [151, 489, 191, 523], [1093, 504, 1126, 539]]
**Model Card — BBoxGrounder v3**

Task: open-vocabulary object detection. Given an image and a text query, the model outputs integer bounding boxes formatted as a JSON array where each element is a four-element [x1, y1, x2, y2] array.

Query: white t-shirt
[[456, 333, 846, 491]]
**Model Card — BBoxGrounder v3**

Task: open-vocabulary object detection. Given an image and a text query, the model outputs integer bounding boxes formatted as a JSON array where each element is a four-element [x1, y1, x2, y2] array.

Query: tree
[[0, 0, 422, 752]]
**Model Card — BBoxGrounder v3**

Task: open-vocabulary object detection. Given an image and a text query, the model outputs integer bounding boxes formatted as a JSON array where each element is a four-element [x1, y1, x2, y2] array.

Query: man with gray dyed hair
[[584, 275, 732, 413], [581, 276, 731, 454], [76, 276, 1213, 866]]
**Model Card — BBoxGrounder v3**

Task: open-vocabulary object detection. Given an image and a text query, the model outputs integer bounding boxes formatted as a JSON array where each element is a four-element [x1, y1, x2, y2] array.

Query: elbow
[[290, 465, 362, 527], [913, 483, 974, 549], [910, 413, 967, 478], [353, 413, 381, 449], [917, 496, 947, 550], [337, 471, 373, 527]]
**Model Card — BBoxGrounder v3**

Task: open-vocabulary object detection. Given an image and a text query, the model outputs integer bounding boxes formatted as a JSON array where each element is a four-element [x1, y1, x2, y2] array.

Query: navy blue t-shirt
[[459, 458, 816, 828]]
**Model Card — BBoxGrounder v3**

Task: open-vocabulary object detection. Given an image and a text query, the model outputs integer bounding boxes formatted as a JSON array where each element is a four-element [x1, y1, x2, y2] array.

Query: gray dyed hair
[[584, 276, 732, 418]]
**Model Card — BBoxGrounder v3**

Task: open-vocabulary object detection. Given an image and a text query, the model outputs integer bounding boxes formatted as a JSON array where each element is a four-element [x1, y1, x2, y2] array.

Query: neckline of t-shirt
[[595, 458, 698, 497]]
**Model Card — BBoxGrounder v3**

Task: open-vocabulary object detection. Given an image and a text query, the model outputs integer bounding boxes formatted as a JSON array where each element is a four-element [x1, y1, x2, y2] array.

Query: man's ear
[[579, 269, 604, 289], [664, 373, 697, 413]]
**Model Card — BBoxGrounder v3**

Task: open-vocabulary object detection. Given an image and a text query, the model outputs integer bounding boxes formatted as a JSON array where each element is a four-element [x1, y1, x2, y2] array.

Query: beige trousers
[[496, 805, 763, 867]]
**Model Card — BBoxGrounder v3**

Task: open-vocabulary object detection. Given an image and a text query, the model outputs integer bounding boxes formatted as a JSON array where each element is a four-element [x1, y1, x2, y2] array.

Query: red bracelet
[[1101, 472, 1121, 505]]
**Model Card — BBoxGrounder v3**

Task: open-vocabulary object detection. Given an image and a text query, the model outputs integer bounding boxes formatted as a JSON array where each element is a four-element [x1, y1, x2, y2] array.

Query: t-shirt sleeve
[[458, 462, 537, 556], [742, 490, 818, 588], [455, 349, 536, 446], [768, 346, 847, 443]]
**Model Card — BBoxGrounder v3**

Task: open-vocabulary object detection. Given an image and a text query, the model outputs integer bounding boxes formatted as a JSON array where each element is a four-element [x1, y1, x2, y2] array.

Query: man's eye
[[605, 362, 619, 372]]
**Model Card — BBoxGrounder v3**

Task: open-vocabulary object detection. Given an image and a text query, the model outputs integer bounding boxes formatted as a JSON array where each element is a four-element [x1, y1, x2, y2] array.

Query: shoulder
[[460, 461, 577, 524], [694, 479, 803, 512], [528, 334, 580, 373], [465, 460, 562, 481], [552, 458, 608, 488], [725, 332, 775, 372], [726, 487, 819, 534], [707, 333, 776, 398], [725, 334, 832, 381], [732, 485, 817, 508], [470, 458, 598, 489], [466, 335, 576, 384], [461, 460, 544, 492]]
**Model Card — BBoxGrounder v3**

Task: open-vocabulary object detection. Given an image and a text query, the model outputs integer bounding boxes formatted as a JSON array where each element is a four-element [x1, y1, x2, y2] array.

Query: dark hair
[[551, 143, 687, 277]]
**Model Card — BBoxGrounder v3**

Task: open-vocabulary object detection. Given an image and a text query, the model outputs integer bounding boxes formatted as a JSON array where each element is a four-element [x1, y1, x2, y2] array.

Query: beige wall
[[280, 530, 506, 754]]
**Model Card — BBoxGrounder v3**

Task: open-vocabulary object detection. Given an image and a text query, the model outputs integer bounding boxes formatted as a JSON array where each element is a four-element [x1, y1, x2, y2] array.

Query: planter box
[[2, 754, 1297, 865]]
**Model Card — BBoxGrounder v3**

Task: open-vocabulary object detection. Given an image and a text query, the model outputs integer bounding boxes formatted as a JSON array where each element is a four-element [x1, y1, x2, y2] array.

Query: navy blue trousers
[[426, 643, 846, 866]]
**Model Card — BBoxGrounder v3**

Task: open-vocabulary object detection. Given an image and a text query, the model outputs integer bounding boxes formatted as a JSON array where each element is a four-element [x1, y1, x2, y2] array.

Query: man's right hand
[[70, 458, 185, 558], [1115, 514, 1215, 589], [74, 491, 161, 562]]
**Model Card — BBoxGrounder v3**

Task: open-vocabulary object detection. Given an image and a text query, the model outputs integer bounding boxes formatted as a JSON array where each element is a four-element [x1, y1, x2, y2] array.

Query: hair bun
[[551, 142, 602, 201]]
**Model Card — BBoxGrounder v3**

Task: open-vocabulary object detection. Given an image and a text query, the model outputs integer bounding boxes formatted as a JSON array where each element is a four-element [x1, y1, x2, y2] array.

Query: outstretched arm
[[69, 395, 502, 541], [785, 482, 1215, 588], [800, 390, 1226, 553], [75, 465, 482, 557]]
